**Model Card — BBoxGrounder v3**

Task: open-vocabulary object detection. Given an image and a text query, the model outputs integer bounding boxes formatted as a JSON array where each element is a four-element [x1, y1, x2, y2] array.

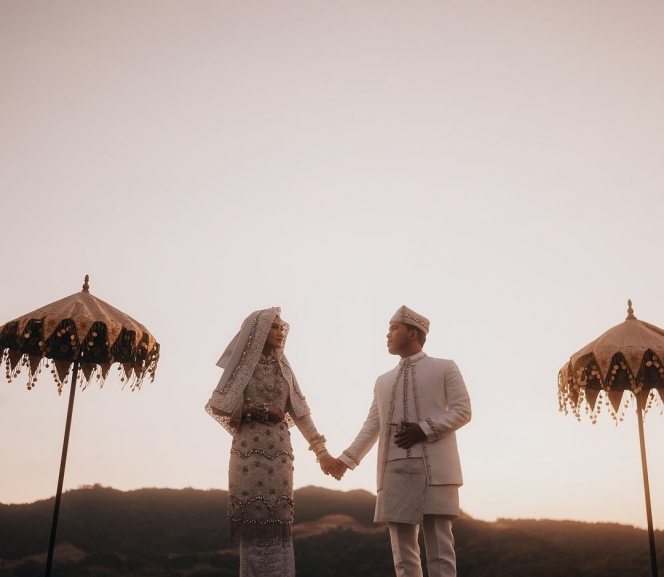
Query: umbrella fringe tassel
[[2, 347, 159, 394]]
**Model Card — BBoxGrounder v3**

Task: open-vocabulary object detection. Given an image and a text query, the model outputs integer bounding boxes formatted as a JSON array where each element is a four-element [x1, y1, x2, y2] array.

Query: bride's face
[[264, 317, 285, 351]]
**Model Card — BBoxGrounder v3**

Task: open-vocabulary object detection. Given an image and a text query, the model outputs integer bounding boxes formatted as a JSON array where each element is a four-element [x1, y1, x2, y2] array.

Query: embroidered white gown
[[228, 356, 325, 577]]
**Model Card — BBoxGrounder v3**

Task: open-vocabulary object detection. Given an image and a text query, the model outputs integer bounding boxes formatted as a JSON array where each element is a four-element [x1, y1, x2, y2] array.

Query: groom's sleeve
[[338, 387, 380, 470], [418, 360, 471, 442]]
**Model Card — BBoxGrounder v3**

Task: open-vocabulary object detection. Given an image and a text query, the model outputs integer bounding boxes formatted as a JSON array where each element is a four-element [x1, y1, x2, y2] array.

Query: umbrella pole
[[45, 360, 79, 577], [636, 392, 658, 577]]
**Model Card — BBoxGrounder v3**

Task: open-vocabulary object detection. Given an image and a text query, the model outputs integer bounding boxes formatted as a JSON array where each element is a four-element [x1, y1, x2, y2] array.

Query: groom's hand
[[394, 421, 426, 449], [329, 459, 348, 481]]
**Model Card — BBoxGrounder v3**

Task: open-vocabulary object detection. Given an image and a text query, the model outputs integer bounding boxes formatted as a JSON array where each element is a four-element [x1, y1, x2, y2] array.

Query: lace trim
[[228, 494, 294, 517], [230, 449, 294, 461], [343, 450, 360, 466], [425, 418, 441, 441], [411, 361, 433, 481], [220, 314, 261, 395], [204, 403, 236, 435], [228, 494, 294, 545], [402, 312, 429, 330], [403, 363, 411, 458]]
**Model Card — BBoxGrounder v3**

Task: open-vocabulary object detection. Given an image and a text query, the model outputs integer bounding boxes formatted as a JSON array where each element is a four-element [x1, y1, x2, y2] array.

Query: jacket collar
[[399, 350, 427, 366]]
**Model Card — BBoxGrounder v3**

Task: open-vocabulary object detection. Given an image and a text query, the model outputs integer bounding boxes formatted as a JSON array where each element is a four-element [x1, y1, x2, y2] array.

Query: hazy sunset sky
[[1, 1, 663, 530]]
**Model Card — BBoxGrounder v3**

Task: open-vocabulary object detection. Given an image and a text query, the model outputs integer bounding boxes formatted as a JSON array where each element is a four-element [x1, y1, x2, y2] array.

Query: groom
[[331, 306, 471, 577]]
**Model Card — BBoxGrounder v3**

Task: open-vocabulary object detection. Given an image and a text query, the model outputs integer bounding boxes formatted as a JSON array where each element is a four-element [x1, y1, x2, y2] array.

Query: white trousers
[[388, 515, 456, 577]]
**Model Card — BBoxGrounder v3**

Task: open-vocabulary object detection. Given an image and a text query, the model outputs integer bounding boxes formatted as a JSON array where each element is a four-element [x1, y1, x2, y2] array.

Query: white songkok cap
[[390, 305, 430, 335]]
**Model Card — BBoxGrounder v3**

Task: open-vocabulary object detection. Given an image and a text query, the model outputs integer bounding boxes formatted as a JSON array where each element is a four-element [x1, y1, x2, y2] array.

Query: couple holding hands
[[206, 306, 472, 577]]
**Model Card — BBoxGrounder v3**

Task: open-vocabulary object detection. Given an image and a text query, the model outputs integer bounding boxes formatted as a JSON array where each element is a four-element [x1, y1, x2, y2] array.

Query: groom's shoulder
[[421, 355, 457, 372], [376, 364, 399, 382]]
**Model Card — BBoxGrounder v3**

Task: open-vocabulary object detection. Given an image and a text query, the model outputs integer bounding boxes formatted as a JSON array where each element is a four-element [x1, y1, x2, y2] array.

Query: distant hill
[[1, 485, 662, 577]]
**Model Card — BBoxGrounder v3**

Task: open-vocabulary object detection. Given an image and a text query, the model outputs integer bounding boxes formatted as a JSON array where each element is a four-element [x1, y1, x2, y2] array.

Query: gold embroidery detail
[[425, 418, 441, 441], [343, 450, 360, 466]]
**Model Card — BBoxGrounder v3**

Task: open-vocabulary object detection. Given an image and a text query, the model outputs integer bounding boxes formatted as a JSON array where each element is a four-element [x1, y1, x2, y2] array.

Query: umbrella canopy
[[558, 301, 664, 423], [0, 276, 159, 392]]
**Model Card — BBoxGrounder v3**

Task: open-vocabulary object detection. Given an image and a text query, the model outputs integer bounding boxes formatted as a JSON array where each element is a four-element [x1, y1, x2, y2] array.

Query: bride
[[206, 307, 335, 576]]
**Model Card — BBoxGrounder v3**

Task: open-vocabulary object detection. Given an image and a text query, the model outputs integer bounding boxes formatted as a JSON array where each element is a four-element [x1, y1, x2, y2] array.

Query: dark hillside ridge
[[1, 485, 662, 577]]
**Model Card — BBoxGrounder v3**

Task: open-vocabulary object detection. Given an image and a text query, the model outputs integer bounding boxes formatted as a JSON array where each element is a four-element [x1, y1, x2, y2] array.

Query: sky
[[1, 1, 664, 531]]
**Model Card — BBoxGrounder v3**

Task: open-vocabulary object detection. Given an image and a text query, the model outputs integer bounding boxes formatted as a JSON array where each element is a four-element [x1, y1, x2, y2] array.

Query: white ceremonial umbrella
[[0, 276, 160, 577], [559, 301, 664, 577]]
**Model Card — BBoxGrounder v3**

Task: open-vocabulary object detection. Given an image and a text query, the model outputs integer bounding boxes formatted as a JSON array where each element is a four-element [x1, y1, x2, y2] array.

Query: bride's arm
[[288, 400, 335, 473]]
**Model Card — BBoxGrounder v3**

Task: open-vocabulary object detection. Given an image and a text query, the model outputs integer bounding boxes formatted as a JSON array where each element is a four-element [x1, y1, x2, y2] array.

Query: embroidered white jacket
[[339, 351, 471, 490]]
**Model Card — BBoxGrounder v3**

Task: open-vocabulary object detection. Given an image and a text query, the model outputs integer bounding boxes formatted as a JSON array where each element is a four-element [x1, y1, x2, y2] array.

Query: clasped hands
[[319, 456, 347, 480], [318, 421, 426, 481]]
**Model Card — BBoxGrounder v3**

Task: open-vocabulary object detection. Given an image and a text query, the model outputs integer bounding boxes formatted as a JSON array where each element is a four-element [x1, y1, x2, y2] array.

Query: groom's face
[[386, 322, 411, 356]]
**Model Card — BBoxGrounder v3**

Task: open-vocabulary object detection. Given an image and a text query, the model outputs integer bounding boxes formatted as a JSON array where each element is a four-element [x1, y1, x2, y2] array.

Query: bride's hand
[[319, 454, 336, 475], [267, 406, 285, 423]]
